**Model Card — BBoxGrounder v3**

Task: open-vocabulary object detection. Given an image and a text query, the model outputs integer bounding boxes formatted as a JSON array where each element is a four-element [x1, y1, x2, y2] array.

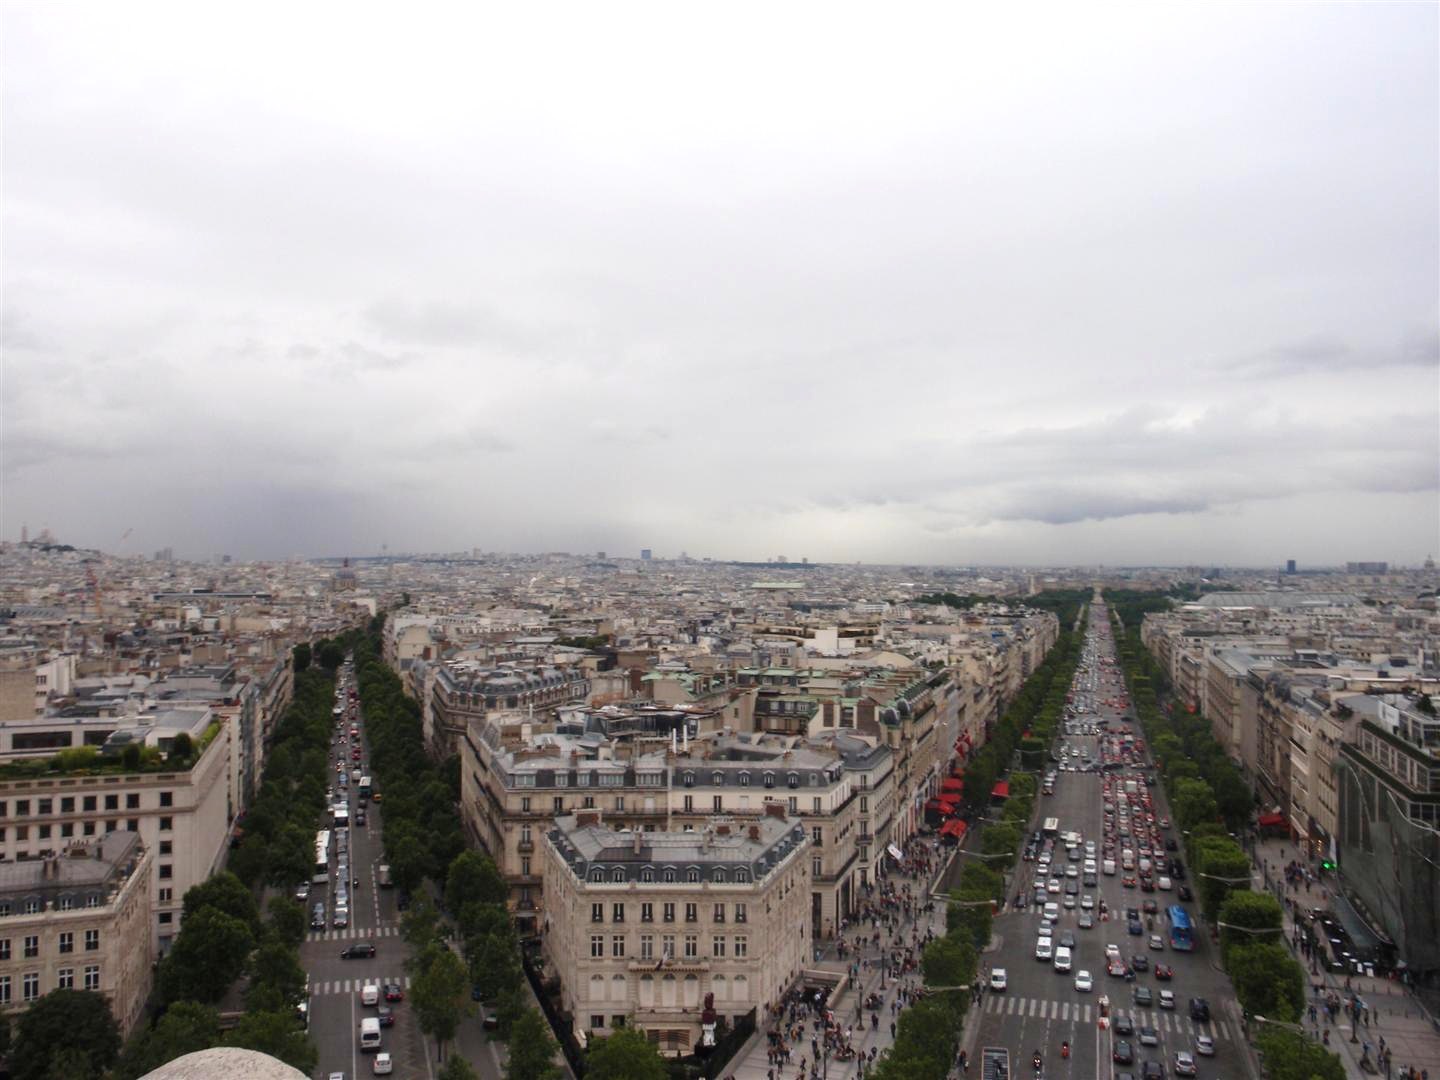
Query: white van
[[1053, 946, 1073, 973], [361, 983, 380, 1007], [359, 1016, 382, 1051]]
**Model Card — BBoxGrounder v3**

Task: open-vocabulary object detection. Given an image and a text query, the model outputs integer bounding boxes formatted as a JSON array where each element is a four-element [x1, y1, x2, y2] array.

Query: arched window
[[739, 772, 750, 787], [763, 772, 775, 789], [787, 772, 799, 789], [712, 772, 723, 786], [683, 772, 695, 788]]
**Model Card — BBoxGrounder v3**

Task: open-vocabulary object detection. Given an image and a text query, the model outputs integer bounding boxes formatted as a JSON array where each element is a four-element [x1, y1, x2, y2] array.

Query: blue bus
[[1167, 905, 1194, 952]]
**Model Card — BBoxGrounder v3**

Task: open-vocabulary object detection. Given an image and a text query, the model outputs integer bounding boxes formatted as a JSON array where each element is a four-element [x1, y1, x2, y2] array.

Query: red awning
[[939, 819, 968, 839], [991, 781, 1010, 799], [925, 798, 953, 813], [936, 793, 959, 807], [1258, 812, 1287, 828], [940, 777, 964, 793]]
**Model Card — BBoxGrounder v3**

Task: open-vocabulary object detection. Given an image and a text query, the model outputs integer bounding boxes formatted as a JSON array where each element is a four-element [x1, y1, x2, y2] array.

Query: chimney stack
[[764, 801, 786, 820], [632, 830, 642, 855], [748, 824, 760, 841], [576, 810, 601, 828]]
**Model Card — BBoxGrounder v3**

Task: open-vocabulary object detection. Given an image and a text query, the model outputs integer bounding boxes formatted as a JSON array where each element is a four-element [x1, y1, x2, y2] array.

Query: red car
[[1155, 964, 1173, 981], [1122, 875, 1137, 888], [384, 983, 404, 1002]]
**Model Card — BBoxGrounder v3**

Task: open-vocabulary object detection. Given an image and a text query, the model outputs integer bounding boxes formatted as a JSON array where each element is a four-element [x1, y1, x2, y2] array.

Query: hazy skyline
[[4, 3, 1437, 566]]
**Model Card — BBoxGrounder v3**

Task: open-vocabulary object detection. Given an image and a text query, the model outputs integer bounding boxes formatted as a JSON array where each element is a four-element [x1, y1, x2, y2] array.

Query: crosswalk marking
[[306, 924, 399, 943], [310, 975, 412, 997], [981, 995, 1223, 1038]]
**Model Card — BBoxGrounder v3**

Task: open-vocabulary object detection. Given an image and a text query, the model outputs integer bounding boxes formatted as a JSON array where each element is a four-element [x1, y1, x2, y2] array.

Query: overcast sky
[[4, 2, 1437, 567]]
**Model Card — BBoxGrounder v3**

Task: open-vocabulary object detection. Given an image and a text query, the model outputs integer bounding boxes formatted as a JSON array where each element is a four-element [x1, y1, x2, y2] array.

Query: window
[[712, 772, 723, 786], [663, 903, 675, 923], [713, 903, 725, 923], [0, 939, 9, 961], [590, 935, 604, 958], [712, 936, 726, 958], [684, 903, 697, 923], [713, 868, 726, 883], [83, 796, 96, 812], [22, 973, 37, 1003], [813, 857, 822, 876], [126, 794, 139, 810], [590, 868, 605, 883], [23, 936, 38, 959], [764, 773, 775, 789], [640, 903, 653, 923], [735, 904, 747, 923], [713, 795, 723, 812], [611, 935, 625, 958], [60, 798, 74, 814], [38, 799, 52, 815], [59, 896, 73, 912], [553, 797, 564, 813], [663, 868, 676, 883], [788, 797, 798, 814], [683, 934, 698, 958], [640, 935, 654, 960], [521, 857, 531, 876], [83, 966, 99, 991], [591, 1015, 605, 1030], [812, 827, 823, 846], [739, 773, 750, 787], [82, 822, 95, 837], [158, 888, 172, 904], [24, 899, 40, 914], [614, 796, 625, 811], [14, 827, 26, 841], [0, 802, 6, 817], [57, 968, 73, 990], [159, 865, 172, 880], [640, 867, 653, 883], [683, 795, 693, 812], [859, 796, 868, 813], [612, 903, 624, 923], [611, 868, 624, 883], [105, 821, 116, 833], [686, 868, 700, 883], [127, 819, 139, 832], [787, 773, 799, 789], [159, 912, 172, 925], [85, 895, 99, 909], [103, 795, 117, 811], [662, 935, 675, 960], [682, 772, 694, 788], [37, 826, 50, 841], [582, 796, 595, 809], [734, 936, 748, 958], [520, 797, 531, 813], [592, 903, 604, 923]]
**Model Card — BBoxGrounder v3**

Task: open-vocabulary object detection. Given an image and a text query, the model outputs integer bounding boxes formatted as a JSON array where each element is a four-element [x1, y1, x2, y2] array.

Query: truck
[[377, 864, 393, 888]]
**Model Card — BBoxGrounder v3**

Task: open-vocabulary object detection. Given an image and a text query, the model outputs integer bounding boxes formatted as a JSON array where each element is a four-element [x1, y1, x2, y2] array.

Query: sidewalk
[[726, 842, 952, 1079], [1247, 834, 1440, 1080]]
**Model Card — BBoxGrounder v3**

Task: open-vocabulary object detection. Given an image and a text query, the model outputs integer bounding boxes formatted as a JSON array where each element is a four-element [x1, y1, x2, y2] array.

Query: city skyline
[[3, 3, 1437, 566]]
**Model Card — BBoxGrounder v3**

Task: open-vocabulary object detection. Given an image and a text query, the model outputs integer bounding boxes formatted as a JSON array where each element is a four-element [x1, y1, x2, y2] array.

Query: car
[[1154, 964, 1173, 981], [1189, 998, 1210, 1022], [341, 943, 376, 959], [1078, 911, 1095, 929], [1134, 987, 1153, 1007], [372, 1054, 393, 1076], [1128, 919, 1144, 935], [482, 1010, 500, 1030], [1113, 1014, 1135, 1036], [990, 968, 1008, 992], [1113, 1040, 1135, 1064], [333, 909, 350, 928], [295, 882, 311, 901], [311, 905, 327, 930], [371, 792, 382, 802], [1158, 990, 1175, 1010], [357, 812, 367, 827], [1081, 894, 1094, 910], [1177, 884, 1193, 902], [1149, 934, 1165, 951], [1195, 1034, 1215, 1057], [1173, 1050, 1197, 1076], [1123, 875, 1138, 888], [384, 983, 404, 1002], [1165, 837, 1179, 851], [1048, 878, 1062, 893], [377, 1005, 395, 1027], [1157, 875, 1173, 891], [1063, 894, 1076, 909], [1131, 954, 1148, 972], [1084, 872, 1098, 887], [1142, 899, 1159, 914], [1139, 1025, 1159, 1046], [1065, 865, 1079, 878], [1074, 970, 1093, 992], [1035, 938, 1054, 961], [1057, 930, 1076, 949], [1141, 1061, 1165, 1080]]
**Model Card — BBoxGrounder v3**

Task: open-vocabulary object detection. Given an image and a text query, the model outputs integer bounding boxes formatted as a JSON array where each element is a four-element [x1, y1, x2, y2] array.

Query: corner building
[[542, 808, 811, 1056]]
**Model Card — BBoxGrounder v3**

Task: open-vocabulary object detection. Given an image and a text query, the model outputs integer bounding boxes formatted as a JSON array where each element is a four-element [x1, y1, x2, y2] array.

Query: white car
[[1196, 1033, 1215, 1056], [1074, 969, 1093, 992], [1035, 938, 1054, 961], [1052, 946, 1072, 973], [990, 968, 1008, 992], [1157, 875, 1173, 890], [1081, 894, 1094, 910], [372, 1054, 393, 1075], [1063, 894, 1076, 909], [1105, 943, 1122, 962], [1048, 878, 1062, 893]]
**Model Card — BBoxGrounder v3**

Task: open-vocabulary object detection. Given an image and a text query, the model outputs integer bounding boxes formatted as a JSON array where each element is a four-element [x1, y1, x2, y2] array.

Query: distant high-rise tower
[[640, 549, 652, 561], [1286, 559, 1297, 574]]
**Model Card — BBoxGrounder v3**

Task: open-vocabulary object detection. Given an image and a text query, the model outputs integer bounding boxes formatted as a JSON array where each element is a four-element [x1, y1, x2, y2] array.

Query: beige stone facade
[[541, 809, 811, 1055], [0, 832, 153, 1036]]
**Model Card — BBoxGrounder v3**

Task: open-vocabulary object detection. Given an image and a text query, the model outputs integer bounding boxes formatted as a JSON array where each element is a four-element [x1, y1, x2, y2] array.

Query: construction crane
[[85, 562, 103, 619]]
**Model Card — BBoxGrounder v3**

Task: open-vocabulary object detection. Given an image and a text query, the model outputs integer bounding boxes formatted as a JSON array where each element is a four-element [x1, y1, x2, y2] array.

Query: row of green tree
[[352, 628, 467, 893], [865, 613, 1083, 1079], [1104, 592, 1343, 1080]]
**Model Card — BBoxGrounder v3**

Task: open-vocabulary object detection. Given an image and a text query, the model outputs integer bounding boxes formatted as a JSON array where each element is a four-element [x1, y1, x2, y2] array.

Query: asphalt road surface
[[969, 602, 1245, 1080]]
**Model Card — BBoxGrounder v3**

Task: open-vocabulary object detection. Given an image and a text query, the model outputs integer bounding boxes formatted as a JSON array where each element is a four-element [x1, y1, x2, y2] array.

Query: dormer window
[[787, 773, 799, 789], [713, 868, 726, 883], [712, 772, 723, 786], [612, 868, 625, 883], [686, 867, 700, 883], [683, 772, 695, 788], [735, 869, 749, 883], [663, 868, 677, 883], [763, 772, 775, 789], [739, 773, 750, 787], [641, 867, 654, 883], [590, 867, 606, 882]]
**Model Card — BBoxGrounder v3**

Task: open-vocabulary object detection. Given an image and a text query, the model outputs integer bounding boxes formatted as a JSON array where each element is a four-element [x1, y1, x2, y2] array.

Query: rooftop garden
[[0, 721, 219, 781]]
